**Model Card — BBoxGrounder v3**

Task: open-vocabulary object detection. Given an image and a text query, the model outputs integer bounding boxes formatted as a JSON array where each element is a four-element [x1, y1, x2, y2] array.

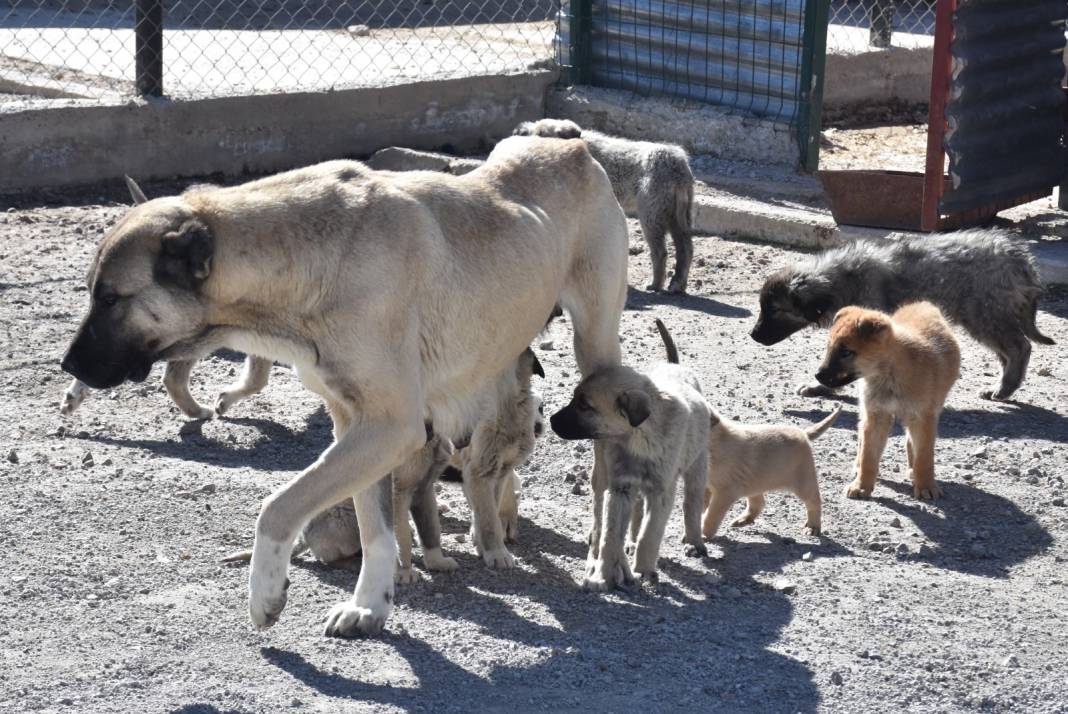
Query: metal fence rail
[[828, 0, 934, 54], [0, 0, 558, 100]]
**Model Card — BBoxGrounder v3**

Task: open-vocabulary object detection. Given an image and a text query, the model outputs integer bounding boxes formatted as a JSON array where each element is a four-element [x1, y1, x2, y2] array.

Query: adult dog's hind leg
[[216, 356, 273, 416], [325, 477, 399, 637], [249, 401, 423, 635], [163, 360, 213, 420], [981, 331, 1030, 401]]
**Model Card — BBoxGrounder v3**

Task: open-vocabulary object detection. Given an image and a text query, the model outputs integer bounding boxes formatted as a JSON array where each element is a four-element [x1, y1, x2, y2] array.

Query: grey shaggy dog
[[513, 118, 695, 294], [751, 229, 1054, 401]]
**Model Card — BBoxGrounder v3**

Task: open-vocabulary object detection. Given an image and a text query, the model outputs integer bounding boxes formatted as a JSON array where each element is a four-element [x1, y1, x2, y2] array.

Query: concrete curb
[[693, 192, 1068, 286]]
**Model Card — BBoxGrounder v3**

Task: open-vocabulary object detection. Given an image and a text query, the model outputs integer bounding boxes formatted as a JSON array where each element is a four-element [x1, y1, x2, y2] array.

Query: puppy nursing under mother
[[60, 137, 628, 637]]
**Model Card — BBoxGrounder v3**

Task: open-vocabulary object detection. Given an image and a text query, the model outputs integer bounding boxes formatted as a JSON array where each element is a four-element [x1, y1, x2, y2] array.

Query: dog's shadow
[[625, 286, 751, 318], [870, 480, 1052, 579], [787, 402, 1068, 444], [269, 516, 822, 711], [79, 410, 330, 471]]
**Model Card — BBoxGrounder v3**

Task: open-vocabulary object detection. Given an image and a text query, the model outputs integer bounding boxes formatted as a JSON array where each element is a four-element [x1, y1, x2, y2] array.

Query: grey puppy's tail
[[219, 537, 309, 564], [1026, 300, 1055, 345], [654, 319, 679, 364], [805, 405, 842, 441]]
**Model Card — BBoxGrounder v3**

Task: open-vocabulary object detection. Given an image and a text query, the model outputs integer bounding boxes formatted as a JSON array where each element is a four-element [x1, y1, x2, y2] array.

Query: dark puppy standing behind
[[751, 230, 1053, 401]]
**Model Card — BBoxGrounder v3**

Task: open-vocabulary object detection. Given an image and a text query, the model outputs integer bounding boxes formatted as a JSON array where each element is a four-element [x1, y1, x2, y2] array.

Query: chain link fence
[[828, 0, 934, 55], [0, 0, 558, 101]]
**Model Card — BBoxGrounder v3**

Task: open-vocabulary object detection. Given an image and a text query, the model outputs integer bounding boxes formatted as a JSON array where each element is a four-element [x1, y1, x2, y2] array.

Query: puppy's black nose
[[815, 368, 832, 386]]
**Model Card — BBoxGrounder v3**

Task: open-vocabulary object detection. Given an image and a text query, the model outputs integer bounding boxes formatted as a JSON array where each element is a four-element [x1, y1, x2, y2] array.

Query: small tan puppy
[[701, 405, 841, 539], [550, 320, 709, 590], [816, 302, 960, 500]]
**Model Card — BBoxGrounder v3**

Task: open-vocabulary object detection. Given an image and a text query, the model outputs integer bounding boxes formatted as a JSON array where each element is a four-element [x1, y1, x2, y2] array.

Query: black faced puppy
[[551, 319, 709, 591], [751, 230, 1053, 401]]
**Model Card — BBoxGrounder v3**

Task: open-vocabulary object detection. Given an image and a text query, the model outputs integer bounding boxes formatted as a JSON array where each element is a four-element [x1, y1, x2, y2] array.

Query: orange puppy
[[815, 302, 960, 500]]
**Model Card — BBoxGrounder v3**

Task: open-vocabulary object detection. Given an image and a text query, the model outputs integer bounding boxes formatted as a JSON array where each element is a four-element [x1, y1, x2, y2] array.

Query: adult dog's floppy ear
[[617, 389, 652, 428], [156, 218, 214, 290]]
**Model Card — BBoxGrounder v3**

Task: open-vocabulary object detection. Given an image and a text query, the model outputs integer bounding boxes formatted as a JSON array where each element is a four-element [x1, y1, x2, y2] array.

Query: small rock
[[6, 449, 18, 464], [703, 573, 723, 586], [1052, 498, 1065, 507], [199, 483, 217, 494], [455, 533, 466, 543], [346, 24, 370, 36], [564, 471, 576, 483], [971, 446, 987, 458], [175, 490, 195, 499], [571, 482, 585, 496], [539, 340, 555, 351], [290, 697, 303, 707], [772, 578, 796, 594], [895, 543, 909, 555], [81, 451, 94, 468], [1001, 654, 1019, 668], [723, 586, 742, 598], [801, 551, 813, 562], [55, 425, 67, 437], [1036, 367, 1052, 377], [829, 671, 843, 686], [889, 517, 902, 528]]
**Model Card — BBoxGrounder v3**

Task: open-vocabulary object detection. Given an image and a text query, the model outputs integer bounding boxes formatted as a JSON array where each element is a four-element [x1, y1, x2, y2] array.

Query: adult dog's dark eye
[[99, 294, 119, 307]]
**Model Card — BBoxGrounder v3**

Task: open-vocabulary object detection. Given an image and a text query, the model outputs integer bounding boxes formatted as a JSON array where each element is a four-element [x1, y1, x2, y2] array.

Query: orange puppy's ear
[[857, 316, 888, 340]]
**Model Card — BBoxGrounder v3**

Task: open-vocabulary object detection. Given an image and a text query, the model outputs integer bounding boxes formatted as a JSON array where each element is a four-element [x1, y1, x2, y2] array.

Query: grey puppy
[[514, 118, 695, 294], [550, 319, 709, 591], [751, 229, 1054, 401]]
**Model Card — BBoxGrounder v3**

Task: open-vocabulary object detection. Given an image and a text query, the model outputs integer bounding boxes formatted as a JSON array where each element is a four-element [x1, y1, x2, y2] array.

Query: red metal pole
[[921, 0, 955, 232]]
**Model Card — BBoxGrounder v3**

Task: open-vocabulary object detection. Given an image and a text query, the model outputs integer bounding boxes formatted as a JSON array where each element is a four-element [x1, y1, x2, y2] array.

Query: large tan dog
[[701, 405, 841, 539], [61, 139, 628, 637], [816, 302, 960, 500]]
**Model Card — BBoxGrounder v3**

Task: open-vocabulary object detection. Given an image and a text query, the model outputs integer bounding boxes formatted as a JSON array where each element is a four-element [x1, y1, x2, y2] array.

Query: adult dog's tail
[[654, 318, 679, 364], [219, 537, 309, 564], [805, 405, 842, 441]]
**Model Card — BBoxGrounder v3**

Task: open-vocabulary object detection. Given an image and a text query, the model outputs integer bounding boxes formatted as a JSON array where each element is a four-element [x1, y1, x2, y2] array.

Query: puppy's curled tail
[[805, 405, 843, 441], [654, 319, 679, 364], [219, 537, 309, 564], [1026, 299, 1055, 345]]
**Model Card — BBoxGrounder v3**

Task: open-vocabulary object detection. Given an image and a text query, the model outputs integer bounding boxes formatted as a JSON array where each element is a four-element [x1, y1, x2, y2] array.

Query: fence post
[[869, 0, 896, 48], [798, 0, 830, 172], [569, 0, 593, 85], [135, 0, 164, 97]]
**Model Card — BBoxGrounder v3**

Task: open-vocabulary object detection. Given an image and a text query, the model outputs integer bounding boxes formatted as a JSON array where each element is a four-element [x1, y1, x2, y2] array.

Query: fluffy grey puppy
[[514, 118, 695, 294], [751, 229, 1054, 401]]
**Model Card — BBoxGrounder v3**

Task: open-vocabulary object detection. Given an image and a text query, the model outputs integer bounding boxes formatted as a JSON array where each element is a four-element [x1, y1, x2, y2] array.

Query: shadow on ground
[[625, 285, 751, 319]]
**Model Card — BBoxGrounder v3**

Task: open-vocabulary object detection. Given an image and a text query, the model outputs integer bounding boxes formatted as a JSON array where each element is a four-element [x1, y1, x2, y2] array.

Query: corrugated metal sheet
[[557, 0, 807, 124], [940, 0, 1067, 215]]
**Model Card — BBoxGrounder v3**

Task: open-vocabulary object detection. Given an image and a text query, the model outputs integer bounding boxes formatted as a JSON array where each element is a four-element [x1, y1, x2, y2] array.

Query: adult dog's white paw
[[183, 405, 214, 421], [423, 548, 458, 572], [481, 547, 515, 569], [323, 599, 388, 638], [248, 535, 292, 630]]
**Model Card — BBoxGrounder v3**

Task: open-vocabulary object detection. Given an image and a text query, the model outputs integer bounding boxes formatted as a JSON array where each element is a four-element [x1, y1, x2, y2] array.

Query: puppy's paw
[[422, 548, 459, 572], [500, 515, 519, 544], [666, 282, 687, 295], [798, 383, 837, 398], [804, 523, 822, 537], [980, 388, 1012, 402], [913, 482, 944, 500], [730, 515, 756, 528], [323, 600, 387, 638], [683, 541, 707, 558], [182, 405, 215, 421], [481, 547, 516, 570], [214, 390, 244, 417], [638, 570, 660, 586], [644, 283, 663, 293], [582, 573, 612, 592], [843, 480, 872, 499], [394, 567, 419, 585]]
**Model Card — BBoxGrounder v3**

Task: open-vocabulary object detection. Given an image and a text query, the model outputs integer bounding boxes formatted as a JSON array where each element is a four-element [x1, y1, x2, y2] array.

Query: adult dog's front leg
[[324, 477, 398, 637], [248, 416, 423, 632]]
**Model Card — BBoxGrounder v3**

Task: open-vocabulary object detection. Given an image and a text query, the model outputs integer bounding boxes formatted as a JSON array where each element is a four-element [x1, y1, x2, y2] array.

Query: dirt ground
[[0, 184, 1066, 713]]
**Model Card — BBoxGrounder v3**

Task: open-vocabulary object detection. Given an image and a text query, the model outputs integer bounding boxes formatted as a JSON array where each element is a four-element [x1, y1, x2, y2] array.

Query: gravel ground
[[0, 184, 1066, 713]]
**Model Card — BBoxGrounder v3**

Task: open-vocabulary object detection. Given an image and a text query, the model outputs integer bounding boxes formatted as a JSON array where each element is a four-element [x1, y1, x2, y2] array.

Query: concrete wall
[[1, 70, 556, 190], [547, 86, 800, 168], [824, 45, 933, 111]]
